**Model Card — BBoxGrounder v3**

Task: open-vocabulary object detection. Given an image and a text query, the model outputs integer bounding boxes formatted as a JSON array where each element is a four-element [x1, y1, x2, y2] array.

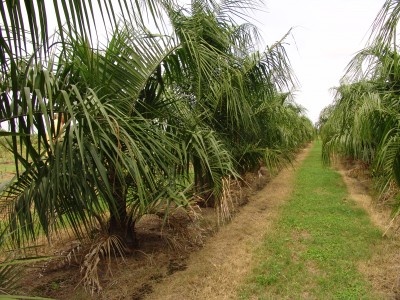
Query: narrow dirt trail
[[146, 145, 312, 300], [336, 166, 391, 232], [337, 163, 400, 297]]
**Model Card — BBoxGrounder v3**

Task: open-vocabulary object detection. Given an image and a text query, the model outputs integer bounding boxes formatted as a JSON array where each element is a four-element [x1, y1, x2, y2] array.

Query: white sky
[[253, 0, 384, 123]]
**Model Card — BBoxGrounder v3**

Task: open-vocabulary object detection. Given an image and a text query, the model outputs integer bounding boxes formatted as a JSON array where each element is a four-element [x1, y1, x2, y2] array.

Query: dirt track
[[146, 146, 312, 300]]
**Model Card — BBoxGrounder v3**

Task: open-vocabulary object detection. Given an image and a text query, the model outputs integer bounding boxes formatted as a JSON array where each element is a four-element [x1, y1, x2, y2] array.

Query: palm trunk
[[193, 156, 215, 207], [108, 168, 137, 248]]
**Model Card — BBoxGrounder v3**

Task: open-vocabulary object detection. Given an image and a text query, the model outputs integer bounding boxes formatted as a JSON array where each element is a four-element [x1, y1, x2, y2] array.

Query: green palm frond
[[369, 0, 400, 51], [0, 0, 314, 263]]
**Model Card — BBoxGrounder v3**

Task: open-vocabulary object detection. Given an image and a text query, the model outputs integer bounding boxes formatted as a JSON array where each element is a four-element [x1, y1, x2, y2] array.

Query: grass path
[[146, 139, 312, 300], [239, 141, 385, 299], [145, 141, 397, 300]]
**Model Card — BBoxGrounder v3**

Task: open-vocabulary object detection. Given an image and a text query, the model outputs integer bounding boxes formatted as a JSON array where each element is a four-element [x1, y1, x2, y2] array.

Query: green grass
[[239, 140, 384, 299], [0, 137, 27, 184], [0, 144, 17, 182], [0, 135, 43, 177]]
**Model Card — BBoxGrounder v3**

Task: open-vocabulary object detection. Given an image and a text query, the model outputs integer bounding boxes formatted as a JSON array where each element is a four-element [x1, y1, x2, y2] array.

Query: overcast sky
[[252, 1, 384, 123]]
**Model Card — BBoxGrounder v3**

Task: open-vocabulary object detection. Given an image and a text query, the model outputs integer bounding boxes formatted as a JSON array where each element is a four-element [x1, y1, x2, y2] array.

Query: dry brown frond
[[159, 204, 212, 252], [80, 234, 125, 294], [216, 176, 237, 225]]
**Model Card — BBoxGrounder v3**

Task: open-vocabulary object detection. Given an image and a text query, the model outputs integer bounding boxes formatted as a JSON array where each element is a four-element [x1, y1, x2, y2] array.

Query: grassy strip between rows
[[239, 140, 383, 299]]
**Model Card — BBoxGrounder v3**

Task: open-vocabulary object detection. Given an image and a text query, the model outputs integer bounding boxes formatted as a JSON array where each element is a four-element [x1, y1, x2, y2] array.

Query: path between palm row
[[146, 145, 312, 300]]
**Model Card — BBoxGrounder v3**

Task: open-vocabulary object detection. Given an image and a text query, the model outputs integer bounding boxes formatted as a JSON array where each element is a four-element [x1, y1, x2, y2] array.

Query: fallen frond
[[80, 234, 125, 294]]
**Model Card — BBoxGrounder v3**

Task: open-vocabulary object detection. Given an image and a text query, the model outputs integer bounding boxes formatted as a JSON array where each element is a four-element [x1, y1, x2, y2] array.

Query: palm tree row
[[0, 0, 313, 268], [320, 0, 400, 208]]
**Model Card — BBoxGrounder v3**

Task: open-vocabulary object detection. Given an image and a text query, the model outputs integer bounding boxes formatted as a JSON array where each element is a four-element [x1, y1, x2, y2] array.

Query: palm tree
[[320, 0, 400, 198], [1, 0, 291, 247], [0, 1, 247, 293], [164, 3, 311, 190]]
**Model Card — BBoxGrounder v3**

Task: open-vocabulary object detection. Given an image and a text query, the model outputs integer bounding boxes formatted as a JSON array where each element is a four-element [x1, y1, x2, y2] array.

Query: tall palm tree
[[321, 0, 400, 197], [164, 3, 310, 191], [0, 0, 277, 248], [0, 1, 254, 293]]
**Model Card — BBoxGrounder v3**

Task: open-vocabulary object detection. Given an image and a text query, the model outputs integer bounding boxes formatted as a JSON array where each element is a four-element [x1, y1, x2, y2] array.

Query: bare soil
[[16, 144, 400, 299]]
